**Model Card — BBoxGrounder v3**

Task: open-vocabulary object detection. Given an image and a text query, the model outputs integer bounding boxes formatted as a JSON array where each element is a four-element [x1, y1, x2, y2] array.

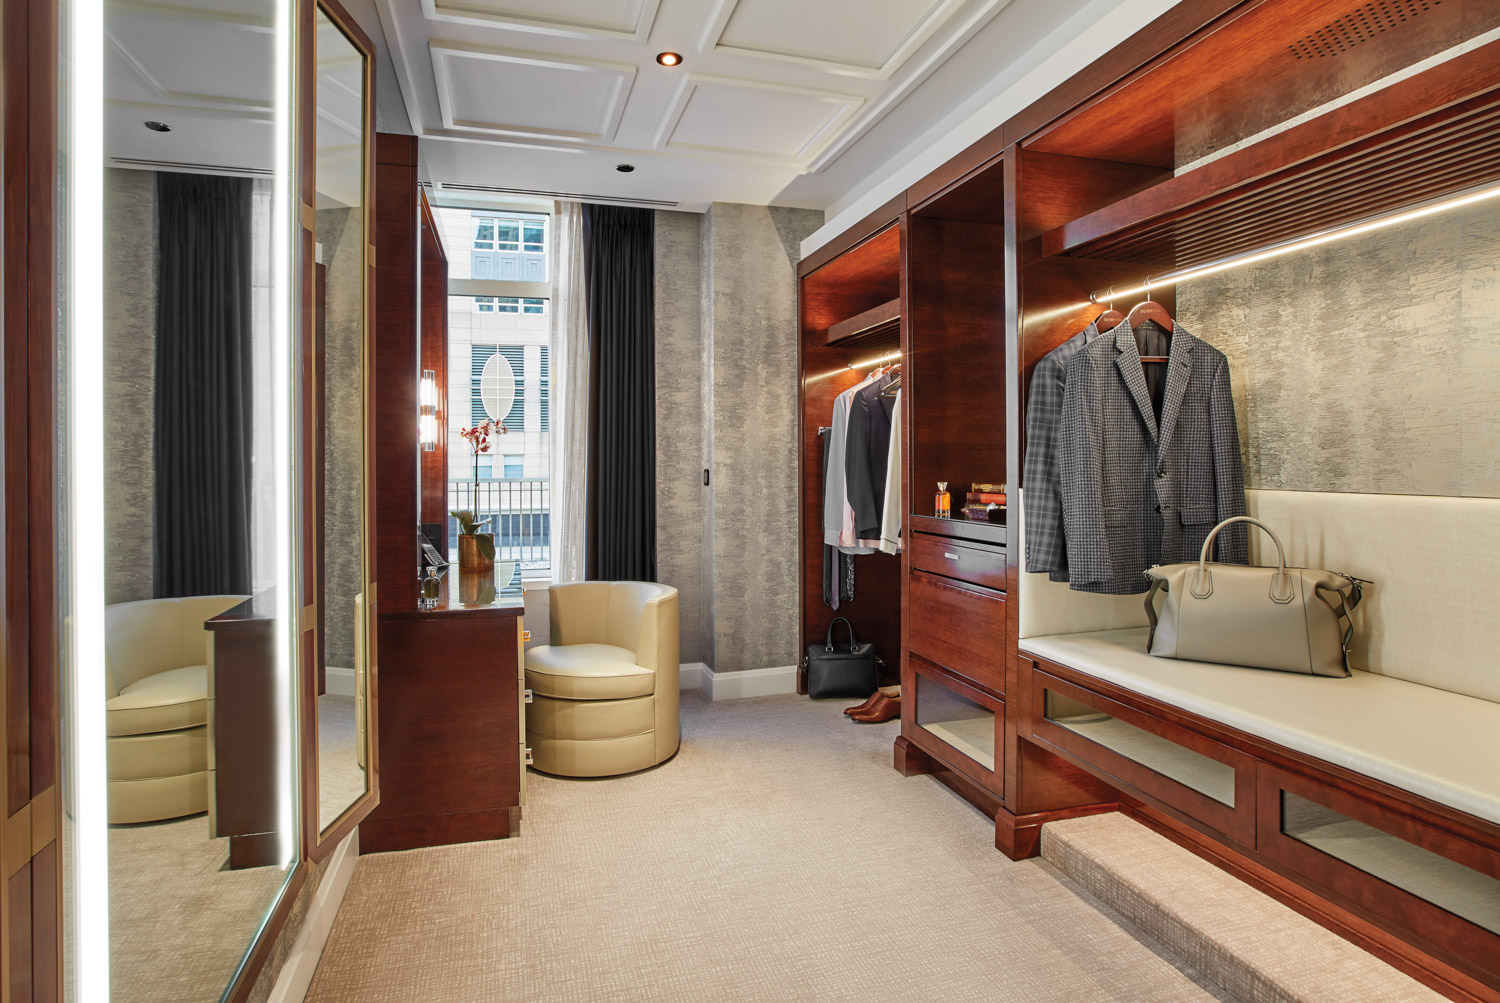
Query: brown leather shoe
[[850, 693, 900, 724], [843, 685, 900, 716]]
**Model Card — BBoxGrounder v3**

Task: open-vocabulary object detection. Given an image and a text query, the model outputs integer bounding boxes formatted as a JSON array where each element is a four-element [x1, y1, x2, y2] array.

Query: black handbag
[[803, 618, 881, 699]]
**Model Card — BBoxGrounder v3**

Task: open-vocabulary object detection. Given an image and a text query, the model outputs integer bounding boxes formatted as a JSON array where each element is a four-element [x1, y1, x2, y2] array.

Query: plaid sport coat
[[1023, 319, 1115, 581], [1059, 320, 1247, 594]]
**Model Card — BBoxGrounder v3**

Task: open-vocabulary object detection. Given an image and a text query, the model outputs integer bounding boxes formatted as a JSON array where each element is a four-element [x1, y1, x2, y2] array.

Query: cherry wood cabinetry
[[799, 0, 1500, 996]]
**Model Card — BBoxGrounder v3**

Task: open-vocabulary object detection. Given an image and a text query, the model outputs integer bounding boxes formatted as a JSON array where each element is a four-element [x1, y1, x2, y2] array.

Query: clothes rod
[[1088, 180, 1500, 305]]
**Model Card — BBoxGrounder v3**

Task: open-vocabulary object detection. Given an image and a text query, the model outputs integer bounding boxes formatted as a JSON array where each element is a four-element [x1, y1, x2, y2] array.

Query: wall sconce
[[419, 369, 438, 452]]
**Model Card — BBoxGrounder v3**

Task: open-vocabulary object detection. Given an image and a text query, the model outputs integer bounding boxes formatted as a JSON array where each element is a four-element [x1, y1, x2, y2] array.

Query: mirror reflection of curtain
[[152, 172, 255, 597]]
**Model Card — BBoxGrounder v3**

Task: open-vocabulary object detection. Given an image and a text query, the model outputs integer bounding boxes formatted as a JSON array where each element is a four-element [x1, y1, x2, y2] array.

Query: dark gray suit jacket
[[1059, 321, 1247, 594]]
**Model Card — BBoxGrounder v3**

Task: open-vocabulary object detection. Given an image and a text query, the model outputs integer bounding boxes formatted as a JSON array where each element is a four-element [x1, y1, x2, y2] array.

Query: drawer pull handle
[[524, 747, 534, 766], [944, 552, 958, 560], [523, 688, 534, 704]]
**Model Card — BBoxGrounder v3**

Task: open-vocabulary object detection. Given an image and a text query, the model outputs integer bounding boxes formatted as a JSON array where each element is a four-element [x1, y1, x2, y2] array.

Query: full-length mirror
[[86, 0, 299, 998], [312, 0, 375, 837]]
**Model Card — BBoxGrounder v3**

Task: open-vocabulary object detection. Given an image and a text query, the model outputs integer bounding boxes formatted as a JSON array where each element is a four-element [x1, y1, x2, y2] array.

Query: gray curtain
[[153, 172, 254, 598], [583, 204, 656, 582]]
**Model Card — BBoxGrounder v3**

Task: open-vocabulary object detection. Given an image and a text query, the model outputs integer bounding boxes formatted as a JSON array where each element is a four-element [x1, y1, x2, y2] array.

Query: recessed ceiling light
[[616, 164, 636, 173], [655, 52, 682, 67], [144, 121, 171, 133]]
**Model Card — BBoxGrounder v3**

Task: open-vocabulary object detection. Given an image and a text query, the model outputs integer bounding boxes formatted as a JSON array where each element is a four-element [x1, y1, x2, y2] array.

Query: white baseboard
[[699, 664, 798, 701], [324, 666, 356, 698], [678, 662, 710, 692], [266, 828, 359, 1003]]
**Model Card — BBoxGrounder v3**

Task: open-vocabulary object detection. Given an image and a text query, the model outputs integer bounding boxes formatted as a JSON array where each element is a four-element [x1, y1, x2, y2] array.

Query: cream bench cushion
[[525, 644, 655, 701], [1022, 628, 1500, 828]]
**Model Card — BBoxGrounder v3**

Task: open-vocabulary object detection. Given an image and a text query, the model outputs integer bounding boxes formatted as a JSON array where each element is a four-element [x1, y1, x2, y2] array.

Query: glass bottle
[[935, 482, 951, 518], [421, 566, 441, 608]]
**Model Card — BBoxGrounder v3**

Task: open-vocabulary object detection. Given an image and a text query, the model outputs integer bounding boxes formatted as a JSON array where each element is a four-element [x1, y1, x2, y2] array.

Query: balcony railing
[[448, 477, 550, 573]]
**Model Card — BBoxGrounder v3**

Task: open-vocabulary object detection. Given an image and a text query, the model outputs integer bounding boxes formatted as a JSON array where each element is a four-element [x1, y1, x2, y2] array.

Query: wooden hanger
[[1127, 292, 1174, 363]]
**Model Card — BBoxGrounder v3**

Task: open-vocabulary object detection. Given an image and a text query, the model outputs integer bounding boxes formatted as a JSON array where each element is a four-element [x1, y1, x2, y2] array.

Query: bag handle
[[825, 617, 858, 652], [1194, 516, 1293, 603]]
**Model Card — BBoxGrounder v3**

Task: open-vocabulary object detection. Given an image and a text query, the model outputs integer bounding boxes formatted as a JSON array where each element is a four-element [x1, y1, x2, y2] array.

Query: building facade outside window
[[437, 204, 553, 576]]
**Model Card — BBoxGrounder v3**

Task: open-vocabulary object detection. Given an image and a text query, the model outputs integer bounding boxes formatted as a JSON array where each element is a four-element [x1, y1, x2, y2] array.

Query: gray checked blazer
[[1059, 321, 1247, 595], [1023, 319, 1112, 581]]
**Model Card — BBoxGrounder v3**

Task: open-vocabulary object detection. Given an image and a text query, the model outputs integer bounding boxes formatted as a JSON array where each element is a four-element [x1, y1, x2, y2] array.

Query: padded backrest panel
[[605, 582, 672, 653], [550, 582, 613, 646], [104, 595, 246, 694], [1245, 490, 1500, 703], [1017, 488, 1152, 640]]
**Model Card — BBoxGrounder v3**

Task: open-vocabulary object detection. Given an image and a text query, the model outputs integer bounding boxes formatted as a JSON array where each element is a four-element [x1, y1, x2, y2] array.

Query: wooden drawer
[[908, 654, 1004, 792], [907, 571, 1005, 694], [909, 532, 1007, 591]]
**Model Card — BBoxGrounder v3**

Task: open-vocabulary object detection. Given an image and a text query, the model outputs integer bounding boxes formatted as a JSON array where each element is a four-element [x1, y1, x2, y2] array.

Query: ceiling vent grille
[[433, 182, 679, 207], [1288, 0, 1439, 59]]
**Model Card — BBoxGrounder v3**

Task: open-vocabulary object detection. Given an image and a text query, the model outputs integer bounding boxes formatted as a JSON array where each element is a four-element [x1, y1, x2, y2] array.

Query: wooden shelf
[[908, 514, 1007, 548], [1037, 41, 1500, 269], [824, 297, 899, 347]]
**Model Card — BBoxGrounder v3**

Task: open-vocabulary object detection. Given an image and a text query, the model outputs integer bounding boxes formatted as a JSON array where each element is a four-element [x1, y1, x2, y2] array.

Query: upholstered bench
[[1022, 627, 1500, 827]]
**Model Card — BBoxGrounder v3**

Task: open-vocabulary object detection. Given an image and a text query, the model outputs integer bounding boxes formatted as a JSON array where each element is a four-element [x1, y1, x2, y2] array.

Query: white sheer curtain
[[549, 201, 589, 583]]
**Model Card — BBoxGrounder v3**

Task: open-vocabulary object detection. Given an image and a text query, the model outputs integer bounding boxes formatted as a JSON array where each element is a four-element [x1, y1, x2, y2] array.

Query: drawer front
[[909, 533, 1007, 592], [908, 654, 1004, 792], [908, 571, 1006, 694]]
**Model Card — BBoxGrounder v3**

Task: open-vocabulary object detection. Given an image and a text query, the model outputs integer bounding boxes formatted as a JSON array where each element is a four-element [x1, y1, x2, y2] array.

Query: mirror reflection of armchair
[[104, 595, 248, 824]]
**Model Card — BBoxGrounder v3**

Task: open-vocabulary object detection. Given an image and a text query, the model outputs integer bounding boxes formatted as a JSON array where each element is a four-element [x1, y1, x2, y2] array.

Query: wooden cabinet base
[[229, 832, 283, 870], [894, 736, 1003, 820], [996, 803, 1119, 861], [361, 806, 520, 854]]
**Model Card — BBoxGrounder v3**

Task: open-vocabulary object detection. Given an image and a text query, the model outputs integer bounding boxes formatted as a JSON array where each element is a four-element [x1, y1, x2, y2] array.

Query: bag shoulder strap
[[1143, 579, 1165, 648]]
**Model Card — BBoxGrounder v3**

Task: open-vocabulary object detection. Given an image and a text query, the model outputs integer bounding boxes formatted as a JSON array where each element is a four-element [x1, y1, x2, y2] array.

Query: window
[[471, 345, 525, 430], [472, 296, 545, 315], [502, 455, 524, 479], [471, 213, 547, 281]]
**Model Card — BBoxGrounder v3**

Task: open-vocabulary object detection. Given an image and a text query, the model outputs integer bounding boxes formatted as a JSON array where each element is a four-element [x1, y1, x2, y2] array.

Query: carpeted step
[[1040, 812, 1443, 1003]]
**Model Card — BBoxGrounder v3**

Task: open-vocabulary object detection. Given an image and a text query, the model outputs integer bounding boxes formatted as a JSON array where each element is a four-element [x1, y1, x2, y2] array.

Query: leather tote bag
[[1144, 516, 1366, 677], [803, 618, 881, 698]]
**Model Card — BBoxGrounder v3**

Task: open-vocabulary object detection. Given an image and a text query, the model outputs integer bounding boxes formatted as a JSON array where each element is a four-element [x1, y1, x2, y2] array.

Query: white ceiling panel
[[657, 76, 861, 163], [701, 0, 965, 77], [432, 44, 636, 141], [422, 0, 661, 41], [107, 13, 274, 109]]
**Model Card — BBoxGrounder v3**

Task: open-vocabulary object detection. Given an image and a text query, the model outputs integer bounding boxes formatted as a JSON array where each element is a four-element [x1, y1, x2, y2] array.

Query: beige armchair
[[105, 595, 247, 824], [524, 582, 679, 777]]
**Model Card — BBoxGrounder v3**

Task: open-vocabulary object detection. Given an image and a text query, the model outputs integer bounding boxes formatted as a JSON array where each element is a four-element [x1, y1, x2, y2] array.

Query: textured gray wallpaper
[[653, 211, 708, 664], [702, 203, 823, 673], [104, 168, 158, 605], [317, 207, 365, 670], [1177, 198, 1500, 497]]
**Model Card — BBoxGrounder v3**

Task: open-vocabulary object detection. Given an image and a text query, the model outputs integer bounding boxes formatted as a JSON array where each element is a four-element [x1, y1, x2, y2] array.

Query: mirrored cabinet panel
[[311, 1, 374, 836], [63, 0, 300, 999]]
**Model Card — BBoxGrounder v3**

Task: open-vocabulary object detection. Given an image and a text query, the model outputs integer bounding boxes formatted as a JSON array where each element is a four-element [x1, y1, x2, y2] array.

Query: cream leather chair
[[524, 582, 679, 777], [105, 595, 247, 824]]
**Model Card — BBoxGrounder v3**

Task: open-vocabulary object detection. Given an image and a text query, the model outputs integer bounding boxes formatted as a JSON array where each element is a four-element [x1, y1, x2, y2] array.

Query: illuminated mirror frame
[[64, 0, 304, 998], [302, 0, 380, 861]]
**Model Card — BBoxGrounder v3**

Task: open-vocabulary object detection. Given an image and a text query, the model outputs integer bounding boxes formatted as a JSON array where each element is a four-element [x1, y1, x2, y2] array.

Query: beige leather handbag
[[1144, 516, 1366, 677]]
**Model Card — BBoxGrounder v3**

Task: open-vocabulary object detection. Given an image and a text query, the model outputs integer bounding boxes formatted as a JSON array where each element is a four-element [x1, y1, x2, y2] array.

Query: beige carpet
[[306, 692, 1237, 1002], [1042, 813, 1443, 1002], [319, 693, 368, 831], [109, 813, 292, 1002]]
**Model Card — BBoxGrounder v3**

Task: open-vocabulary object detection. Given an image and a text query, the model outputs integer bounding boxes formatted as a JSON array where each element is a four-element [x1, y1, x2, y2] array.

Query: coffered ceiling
[[376, 0, 1046, 210]]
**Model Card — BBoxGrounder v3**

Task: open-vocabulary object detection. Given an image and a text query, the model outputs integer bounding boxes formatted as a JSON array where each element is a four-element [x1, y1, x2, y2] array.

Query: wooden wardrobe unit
[[797, 1, 1500, 998]]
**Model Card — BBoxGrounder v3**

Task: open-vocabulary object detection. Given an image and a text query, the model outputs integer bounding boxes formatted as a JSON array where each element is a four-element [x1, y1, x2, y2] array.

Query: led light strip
[[1090, 181, 1500, 305], [69, 0, 109, 995], [272, 0, 295, 870]]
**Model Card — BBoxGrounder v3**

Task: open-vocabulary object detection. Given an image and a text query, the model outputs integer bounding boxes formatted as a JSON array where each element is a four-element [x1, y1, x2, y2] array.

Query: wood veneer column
[[374, 134, 421, 612], [418, 192, 448, 552]]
